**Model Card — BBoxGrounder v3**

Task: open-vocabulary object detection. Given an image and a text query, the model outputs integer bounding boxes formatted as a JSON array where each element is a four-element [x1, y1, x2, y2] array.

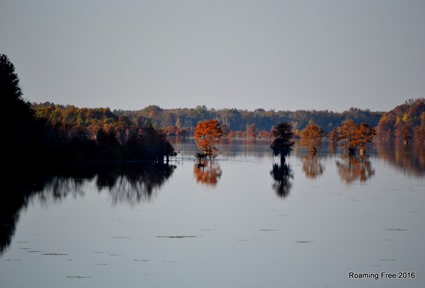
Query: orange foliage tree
[[337, 120, 376, 155], [300, 122, 325, 156], [194, 119, 223, 158], [356, 123, 377, 153]]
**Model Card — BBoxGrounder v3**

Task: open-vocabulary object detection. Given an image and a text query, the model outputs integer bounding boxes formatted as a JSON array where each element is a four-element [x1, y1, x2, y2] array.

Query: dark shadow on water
[[0, 162, 176, 257], [270, 162, 293, 198]]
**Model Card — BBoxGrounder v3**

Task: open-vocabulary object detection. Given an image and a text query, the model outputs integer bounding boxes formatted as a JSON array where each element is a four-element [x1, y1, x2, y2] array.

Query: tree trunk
[[280, 154, 286, 165]]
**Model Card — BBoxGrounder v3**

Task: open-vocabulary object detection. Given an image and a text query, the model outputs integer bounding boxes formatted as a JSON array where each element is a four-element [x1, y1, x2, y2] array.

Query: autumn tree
[[194, 119, 223, 158], [337, 120, 376, 156], [300, 122, 325, 156], [336, 120, 358, 155], [415, 112, 425, 143], [396, 124, 412, 144], [414, 126, 425, 144], [270, 122, 294, 164], [356, 122, 376, 154], [328, 127, 339, 143]]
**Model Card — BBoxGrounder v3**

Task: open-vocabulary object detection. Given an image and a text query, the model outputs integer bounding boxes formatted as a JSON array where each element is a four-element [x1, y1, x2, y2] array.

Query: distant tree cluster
[[33, 98, 423, 144], [114, 104, 383, 138], [329, 120, 376, 156], [270, 119, 377, 162], [31, 103, 175, 163], [375, 98, 425, 143]]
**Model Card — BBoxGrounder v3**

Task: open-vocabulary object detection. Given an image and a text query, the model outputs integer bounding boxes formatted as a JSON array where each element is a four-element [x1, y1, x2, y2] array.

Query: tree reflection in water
[[270, 162, 293, 198], [336, 156, 375, 183], [193, 160, 222, 186], [96, 164, 176, 205], [302, 156, 325, 179], [0, 163, 176, 256], [375, 140, 425, 177]]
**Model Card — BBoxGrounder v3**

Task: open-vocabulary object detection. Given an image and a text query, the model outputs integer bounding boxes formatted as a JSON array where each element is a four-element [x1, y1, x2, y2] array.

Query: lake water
[[1, 140, 424, 288]]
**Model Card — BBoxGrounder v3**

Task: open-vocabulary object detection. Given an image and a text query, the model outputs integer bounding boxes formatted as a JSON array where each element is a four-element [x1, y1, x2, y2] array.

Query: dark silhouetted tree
[[270, 122, 294, 164], [1, 53, 41, 162]]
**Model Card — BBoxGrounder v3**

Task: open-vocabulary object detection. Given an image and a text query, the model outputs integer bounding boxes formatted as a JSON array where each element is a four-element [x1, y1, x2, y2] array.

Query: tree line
[[2, 53, 175, 164], [113, 104, 383, 139], [33, 99, 424, 143]]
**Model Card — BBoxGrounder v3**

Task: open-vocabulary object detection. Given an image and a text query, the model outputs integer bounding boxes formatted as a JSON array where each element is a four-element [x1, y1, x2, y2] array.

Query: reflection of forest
[[193, 160, 222, 186], [375, 140, 425, 177], [336, 156, 375, 183], [0, 163, 175, 256], [270, 163, 293, 198], [99, 164, 176, 205]]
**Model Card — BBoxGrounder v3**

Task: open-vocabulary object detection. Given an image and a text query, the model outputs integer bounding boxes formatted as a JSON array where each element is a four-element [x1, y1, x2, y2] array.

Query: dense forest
[[114, 104, 383, 137], [32, 103, 382, 140], [32, 98, 424, 142], [375, 98, 425, 142]]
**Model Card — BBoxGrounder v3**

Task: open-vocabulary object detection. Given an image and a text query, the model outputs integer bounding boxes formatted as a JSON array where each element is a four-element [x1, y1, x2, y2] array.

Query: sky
[[1, 0, 424, 112]]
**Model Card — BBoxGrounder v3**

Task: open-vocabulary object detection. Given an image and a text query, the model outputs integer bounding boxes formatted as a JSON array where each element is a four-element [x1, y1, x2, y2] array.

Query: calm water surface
[[1, 140, 424, 288]]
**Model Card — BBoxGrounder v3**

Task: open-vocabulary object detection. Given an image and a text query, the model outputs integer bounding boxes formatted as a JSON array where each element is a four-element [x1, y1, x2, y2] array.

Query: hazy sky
[[1, 0, 424, 112]]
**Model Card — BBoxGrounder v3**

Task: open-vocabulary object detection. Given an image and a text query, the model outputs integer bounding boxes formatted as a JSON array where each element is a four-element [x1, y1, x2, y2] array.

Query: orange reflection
[[336, 156, 375, 184], [193, 160, 222, 186], [302, 156, 325, 179]]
